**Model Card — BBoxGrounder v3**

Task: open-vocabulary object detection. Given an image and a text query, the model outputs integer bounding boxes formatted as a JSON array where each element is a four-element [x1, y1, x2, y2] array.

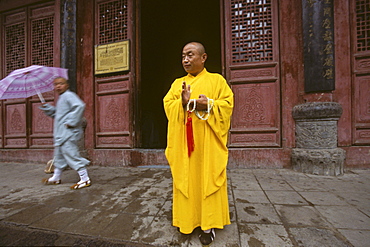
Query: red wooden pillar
[[77, 0, 95, 152]]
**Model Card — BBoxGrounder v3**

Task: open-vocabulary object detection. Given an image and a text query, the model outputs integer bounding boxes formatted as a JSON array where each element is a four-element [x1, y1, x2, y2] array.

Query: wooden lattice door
[[94, 0, 134, 148], [224, 0, 281, 148], [1, 2, 56, 149], [352, 1, 370, 145]]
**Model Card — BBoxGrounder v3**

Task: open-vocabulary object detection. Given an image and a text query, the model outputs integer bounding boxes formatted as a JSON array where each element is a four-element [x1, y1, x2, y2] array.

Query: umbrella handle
[[29, 76, 46, 104], [37, 91, 46, 104]]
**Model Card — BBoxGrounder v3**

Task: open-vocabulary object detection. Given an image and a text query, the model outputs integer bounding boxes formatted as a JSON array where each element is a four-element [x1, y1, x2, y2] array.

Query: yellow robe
[[163, 69, 234, 234]]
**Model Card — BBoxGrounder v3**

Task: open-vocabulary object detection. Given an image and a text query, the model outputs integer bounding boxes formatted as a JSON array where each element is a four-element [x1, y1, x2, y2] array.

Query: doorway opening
[[139, 0, 221, 148]]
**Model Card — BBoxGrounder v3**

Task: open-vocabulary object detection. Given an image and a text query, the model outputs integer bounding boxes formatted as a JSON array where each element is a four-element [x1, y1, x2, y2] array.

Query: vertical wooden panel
[[29, 3, 55, 148], [224, 0, 281, 147], [5, 102, 27, 148], [335, 0, 352, 146], [354, 77, 370, 144], [3, 9, 28, 148], [3, 10, 26, 75], [30, 5, 54, 66], [31, 101, 54, 147], [1, 2, 56, 150], [95, 76, 131, 147], [352, 1, 370, 145], [94, 0, 134, 148], [76, 0, 94, 150]]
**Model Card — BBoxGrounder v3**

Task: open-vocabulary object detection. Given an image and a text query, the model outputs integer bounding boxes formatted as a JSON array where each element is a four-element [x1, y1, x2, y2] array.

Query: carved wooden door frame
[[351, 0, 370, 145], [223, 0, 281, 148], [93, 0, 136, 149], [0, 1, 58, 149]]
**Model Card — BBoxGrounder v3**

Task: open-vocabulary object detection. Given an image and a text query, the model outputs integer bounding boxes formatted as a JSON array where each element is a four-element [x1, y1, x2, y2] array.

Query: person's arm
[[39, 104, 56, 118]]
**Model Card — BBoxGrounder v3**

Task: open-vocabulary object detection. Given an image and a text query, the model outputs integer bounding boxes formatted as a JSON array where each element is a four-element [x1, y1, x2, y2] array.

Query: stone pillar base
[[292, 102, 345, 176], [292, 148, 345, 176]]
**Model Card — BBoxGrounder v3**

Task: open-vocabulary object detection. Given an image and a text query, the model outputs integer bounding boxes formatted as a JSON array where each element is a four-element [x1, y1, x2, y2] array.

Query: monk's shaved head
[[182, 42, 208, 76], [185, 42, 206, 55]]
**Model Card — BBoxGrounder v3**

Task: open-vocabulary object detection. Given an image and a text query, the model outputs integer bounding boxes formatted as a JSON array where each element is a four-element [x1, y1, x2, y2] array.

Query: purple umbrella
[[0, 65, 68, 103]]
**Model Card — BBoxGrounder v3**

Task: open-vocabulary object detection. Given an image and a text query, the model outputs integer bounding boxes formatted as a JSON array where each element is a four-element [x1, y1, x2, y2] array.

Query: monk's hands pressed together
[[182, 81, 191, 107]]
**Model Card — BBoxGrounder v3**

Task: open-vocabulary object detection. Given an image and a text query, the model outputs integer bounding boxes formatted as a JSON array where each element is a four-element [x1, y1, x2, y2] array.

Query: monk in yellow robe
[[163, 42, 234, 245]]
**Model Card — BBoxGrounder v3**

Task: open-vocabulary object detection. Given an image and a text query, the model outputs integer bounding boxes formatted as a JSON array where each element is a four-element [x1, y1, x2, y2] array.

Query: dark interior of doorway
[[140, 0, 221, 148]]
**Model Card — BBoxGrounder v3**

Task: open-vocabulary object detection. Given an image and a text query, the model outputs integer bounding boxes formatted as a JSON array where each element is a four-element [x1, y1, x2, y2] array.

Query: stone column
[[291, 102, 345, 176]]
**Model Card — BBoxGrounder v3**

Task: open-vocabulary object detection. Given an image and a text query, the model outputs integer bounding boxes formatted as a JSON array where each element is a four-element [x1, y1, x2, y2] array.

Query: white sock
[[77, 168, 90, 182], [49, 168, 62, 181], [204, 229, 211, 233]]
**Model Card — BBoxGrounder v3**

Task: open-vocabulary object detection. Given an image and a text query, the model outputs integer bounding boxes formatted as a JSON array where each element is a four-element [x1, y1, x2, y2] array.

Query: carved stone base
[[292, 148, 345, 176]]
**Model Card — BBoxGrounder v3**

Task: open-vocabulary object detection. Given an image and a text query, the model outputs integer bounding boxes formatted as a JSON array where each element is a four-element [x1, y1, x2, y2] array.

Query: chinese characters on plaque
[[302, 0, 335, 92], [95, 40, 129, 74]]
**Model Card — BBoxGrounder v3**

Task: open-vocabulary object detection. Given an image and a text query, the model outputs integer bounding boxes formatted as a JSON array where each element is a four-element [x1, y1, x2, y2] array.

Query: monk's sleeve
[[163, 81, 184, 124], [204, 76, 234, 198], [39, 103, 56, 118], [163, 80, 190, 198], [208, 78, 234, 145]]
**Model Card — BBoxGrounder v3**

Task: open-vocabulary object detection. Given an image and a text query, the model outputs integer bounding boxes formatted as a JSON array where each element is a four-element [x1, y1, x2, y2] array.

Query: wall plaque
[[94, 40, 129, 74], [302, 0, 335, 92]]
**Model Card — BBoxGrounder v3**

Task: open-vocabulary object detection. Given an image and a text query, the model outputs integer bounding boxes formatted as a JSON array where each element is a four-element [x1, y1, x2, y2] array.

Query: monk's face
[[182, 43, 207, 76], [53, 78, 69, 95]]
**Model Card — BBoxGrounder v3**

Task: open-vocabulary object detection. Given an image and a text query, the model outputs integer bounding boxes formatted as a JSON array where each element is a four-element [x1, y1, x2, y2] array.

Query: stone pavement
[[0, 162, 369, 247]]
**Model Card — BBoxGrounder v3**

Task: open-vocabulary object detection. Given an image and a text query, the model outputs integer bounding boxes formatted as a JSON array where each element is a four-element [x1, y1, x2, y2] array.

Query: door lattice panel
[[353, 0, 370, 145], [31, 17, 54, 66], [1, 3, 56, 149], [225, 0, 280, 148], [95, 0, 133, 148], [5, 23, 26, 75], [98, 0, 128, 44], [356, 1, 370, 52], [231, 0, 273, 63]]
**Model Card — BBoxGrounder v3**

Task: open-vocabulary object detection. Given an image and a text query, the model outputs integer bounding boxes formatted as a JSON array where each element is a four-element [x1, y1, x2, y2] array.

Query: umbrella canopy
[[0, 65, 68, 103]]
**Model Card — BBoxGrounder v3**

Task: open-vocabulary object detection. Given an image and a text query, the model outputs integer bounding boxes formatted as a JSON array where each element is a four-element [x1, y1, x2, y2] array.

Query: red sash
[[186, 111, 195, 157]]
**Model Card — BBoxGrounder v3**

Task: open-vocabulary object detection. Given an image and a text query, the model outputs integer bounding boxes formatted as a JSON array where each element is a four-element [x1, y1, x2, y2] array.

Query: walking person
[[40, 77, 91, 189], [163, 42, 234, 245]]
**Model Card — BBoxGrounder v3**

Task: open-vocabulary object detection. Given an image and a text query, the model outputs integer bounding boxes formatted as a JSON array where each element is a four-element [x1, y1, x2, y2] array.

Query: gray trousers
[[54, 139, 89, 171]]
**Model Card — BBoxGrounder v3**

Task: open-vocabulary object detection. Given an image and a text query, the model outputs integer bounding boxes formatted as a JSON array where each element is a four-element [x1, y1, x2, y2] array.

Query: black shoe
[[199, 228, 215, 245]]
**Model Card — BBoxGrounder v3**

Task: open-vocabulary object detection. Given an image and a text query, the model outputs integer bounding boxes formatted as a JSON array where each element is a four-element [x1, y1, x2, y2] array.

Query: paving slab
[[265, 191, 310, 205], [258, 179, 294, 191], [299, 191, 350, 206], [31, 206, 85, 231], [238, 223, 293, 247], [338, 229, 370, 247], [230, 176, 262, 191], [315, 205, 370, 230], [233, 190, 270, 204], [235, 202, 282, 224], [289, 227, 350, 247], [275, 205, 331, 228], [3, 203, 56, 225]]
